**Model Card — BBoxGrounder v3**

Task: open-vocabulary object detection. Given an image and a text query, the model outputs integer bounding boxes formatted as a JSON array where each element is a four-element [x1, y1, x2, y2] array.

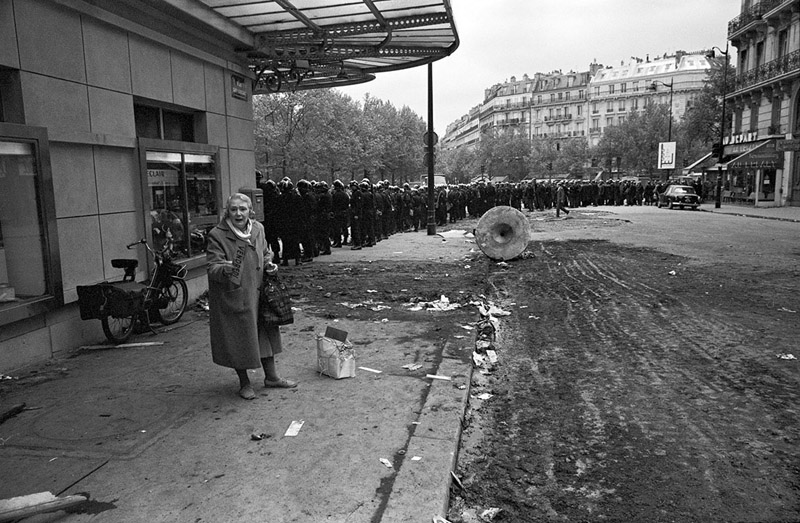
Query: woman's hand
[[264, 262, 278, 276], [220, 260, 234, 275]]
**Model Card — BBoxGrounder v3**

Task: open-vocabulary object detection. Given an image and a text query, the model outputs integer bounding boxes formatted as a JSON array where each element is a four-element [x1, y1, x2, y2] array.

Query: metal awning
[[722, 140, 784, 171], [683, 152, 713, 173], [194, 0, 459, 94]]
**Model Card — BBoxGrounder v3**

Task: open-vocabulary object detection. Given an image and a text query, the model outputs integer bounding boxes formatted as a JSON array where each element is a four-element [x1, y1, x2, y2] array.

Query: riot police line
[[255, 175, 704, 265]]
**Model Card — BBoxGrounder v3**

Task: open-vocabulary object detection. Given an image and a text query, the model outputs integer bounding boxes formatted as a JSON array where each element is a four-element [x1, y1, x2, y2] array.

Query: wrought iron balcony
[[543, 114, 573, 123], [728, 0, 787, 38], [734, 49, 800, 92]]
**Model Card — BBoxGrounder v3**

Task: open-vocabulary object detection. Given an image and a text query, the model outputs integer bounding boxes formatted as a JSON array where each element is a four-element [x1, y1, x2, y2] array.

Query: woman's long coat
[[206, 219, 271, 369]]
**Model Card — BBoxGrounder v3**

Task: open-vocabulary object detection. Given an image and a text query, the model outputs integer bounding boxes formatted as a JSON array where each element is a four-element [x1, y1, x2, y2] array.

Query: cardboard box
[[317, 334, 355, 379]]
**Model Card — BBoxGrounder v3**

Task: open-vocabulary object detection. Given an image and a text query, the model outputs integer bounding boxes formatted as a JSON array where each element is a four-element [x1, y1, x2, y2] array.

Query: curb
[[700, 208, 800, 223], [380, 356, 472, 522]]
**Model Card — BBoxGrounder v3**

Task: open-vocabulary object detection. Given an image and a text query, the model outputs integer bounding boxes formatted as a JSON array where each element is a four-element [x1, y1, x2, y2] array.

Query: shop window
[[142, 145, 220, 261], [749, 103, 759, 132], [0, 124, 62, 326], [134, 103, 196, 142]]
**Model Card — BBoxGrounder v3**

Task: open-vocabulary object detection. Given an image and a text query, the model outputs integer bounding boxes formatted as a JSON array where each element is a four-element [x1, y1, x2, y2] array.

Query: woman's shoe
[[264, 377, 298, 389], [239, 385, 256, 400]]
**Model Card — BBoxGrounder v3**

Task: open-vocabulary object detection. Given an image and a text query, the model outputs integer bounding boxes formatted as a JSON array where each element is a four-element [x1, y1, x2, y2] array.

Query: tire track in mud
[[452, 240, 800, 523]]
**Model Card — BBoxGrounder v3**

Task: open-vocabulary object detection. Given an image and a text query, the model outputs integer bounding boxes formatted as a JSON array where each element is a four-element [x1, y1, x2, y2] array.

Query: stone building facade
[[723, 0, 800, 207]]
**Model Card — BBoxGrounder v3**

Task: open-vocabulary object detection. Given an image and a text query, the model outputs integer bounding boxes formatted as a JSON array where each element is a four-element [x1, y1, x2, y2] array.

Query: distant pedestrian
[[556, 182, 570, 217]]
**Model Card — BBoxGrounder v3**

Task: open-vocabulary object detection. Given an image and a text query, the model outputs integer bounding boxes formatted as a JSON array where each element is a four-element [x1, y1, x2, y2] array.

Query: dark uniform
[[315, 182, 332, 255], [331, 180, 350, 247], [349, 182, 363, 249]]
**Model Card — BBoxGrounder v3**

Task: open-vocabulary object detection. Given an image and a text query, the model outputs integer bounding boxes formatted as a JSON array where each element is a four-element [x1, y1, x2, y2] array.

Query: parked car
[[657, 185, 701, 210]]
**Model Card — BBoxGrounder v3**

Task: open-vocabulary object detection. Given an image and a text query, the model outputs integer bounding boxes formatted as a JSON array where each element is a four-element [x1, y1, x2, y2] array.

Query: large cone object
[[475, 206, 531, 261]]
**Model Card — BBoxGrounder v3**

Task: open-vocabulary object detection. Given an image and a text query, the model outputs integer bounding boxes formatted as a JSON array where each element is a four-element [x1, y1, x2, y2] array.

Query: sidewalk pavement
[[701, 202, 800, 222], [0, 229, 481, 523]]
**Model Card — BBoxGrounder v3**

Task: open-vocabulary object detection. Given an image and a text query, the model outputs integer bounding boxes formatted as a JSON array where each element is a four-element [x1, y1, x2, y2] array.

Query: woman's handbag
[[259, 273, 293, 326]]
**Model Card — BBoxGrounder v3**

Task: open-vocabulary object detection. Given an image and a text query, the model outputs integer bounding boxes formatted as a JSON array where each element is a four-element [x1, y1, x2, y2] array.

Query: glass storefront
[[145, 150, 218, 259], [0, 124, 62, 325], [0, 141, 46, 302]]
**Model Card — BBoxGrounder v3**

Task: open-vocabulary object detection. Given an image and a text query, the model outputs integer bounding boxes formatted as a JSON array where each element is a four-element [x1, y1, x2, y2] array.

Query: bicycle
[[77, 239, 189, 344]]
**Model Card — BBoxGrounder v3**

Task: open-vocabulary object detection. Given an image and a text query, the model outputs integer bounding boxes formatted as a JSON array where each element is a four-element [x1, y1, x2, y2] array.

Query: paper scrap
[[411, 456, 422, 461], [284, 420, 305, 437], [380, 458, 393, 468]]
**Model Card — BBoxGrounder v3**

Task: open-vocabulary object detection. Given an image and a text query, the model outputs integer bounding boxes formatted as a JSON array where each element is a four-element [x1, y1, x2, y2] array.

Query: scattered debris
[[426, 374, 452, 381], [358, 366, 382, 374], [402, 363, 423, 371], [405, 295, 463, 312], [0, 375, 15, 381], [432, 516, 452, 523], [194, 290, 209, 311], [668, 270, 677, 276], [366, 289, 378, 293], [284, 420, 305, 437], [777, 353, 796, 360], [250, 433, 271, 441], [778, 307, 797, 313], [480, 507, 503, 521], [380, 458, 393, 468], [411, 456, 422, 461], [486, 350, 498, 364], [450, 471, 464, 490], [476, 392, 493, 401]]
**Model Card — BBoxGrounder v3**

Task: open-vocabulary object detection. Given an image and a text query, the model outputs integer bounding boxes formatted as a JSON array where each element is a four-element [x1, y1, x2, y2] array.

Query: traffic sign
[[422, 131, 438, 145]]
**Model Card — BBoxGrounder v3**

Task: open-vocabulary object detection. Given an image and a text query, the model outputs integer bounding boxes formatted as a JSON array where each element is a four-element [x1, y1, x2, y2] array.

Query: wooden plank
[[0, 492, 88, 522]]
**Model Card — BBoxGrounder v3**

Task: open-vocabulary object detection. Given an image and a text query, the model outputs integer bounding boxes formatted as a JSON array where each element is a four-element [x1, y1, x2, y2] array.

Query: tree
[[594, 103, 672, 176], [253, 89, 426, 183]]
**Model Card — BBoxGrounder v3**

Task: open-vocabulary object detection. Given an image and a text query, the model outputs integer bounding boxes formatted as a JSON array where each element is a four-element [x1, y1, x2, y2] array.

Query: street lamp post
[[648, 78, 674, 180], [708, 44, 730, 209]]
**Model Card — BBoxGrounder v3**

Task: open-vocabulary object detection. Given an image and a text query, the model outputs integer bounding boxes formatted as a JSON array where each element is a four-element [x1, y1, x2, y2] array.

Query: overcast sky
[[338, 0, 741, 134]]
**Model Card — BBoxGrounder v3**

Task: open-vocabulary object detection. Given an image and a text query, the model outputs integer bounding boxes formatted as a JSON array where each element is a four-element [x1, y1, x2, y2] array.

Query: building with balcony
[[442, 67, 598, 152], [587, 51, 720, 148], [723, 0, 800, 207]]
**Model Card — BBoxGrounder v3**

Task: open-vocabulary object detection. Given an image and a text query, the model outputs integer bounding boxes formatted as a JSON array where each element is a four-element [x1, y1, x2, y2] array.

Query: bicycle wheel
[[157, 277, 188, 325], [101, 314, 136, 344]]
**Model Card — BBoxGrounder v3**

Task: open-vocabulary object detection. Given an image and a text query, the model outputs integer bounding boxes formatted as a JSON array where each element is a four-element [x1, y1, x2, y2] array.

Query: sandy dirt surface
[[446, 209, 800, 523]]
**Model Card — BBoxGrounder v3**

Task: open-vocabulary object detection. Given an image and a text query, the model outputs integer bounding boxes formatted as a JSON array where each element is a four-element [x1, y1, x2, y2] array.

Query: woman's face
[[227, 198, 250, 230]]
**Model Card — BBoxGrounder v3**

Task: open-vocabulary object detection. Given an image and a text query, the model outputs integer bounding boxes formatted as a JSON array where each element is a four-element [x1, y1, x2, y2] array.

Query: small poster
[[658, 142, 677, 169]]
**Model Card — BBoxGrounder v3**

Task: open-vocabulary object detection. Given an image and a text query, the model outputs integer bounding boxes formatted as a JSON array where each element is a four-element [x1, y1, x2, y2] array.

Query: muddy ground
[[284, 209, 800, 523]]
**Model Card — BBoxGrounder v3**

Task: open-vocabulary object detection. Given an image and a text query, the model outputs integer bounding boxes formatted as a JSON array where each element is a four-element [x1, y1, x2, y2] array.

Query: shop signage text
[[231, 74, 247, 101], [723, 131, 758, 146], [147, 168, 179, 187]]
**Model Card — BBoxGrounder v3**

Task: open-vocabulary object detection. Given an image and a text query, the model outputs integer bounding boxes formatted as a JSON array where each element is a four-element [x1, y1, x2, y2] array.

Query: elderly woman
[[206, 193, 297, 400]]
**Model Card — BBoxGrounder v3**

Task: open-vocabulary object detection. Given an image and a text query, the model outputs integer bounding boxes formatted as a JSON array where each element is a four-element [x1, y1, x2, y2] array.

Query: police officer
[[316, 181, 332, 255], [349, 180, 363, 250], [331, 179, 349, 247]]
